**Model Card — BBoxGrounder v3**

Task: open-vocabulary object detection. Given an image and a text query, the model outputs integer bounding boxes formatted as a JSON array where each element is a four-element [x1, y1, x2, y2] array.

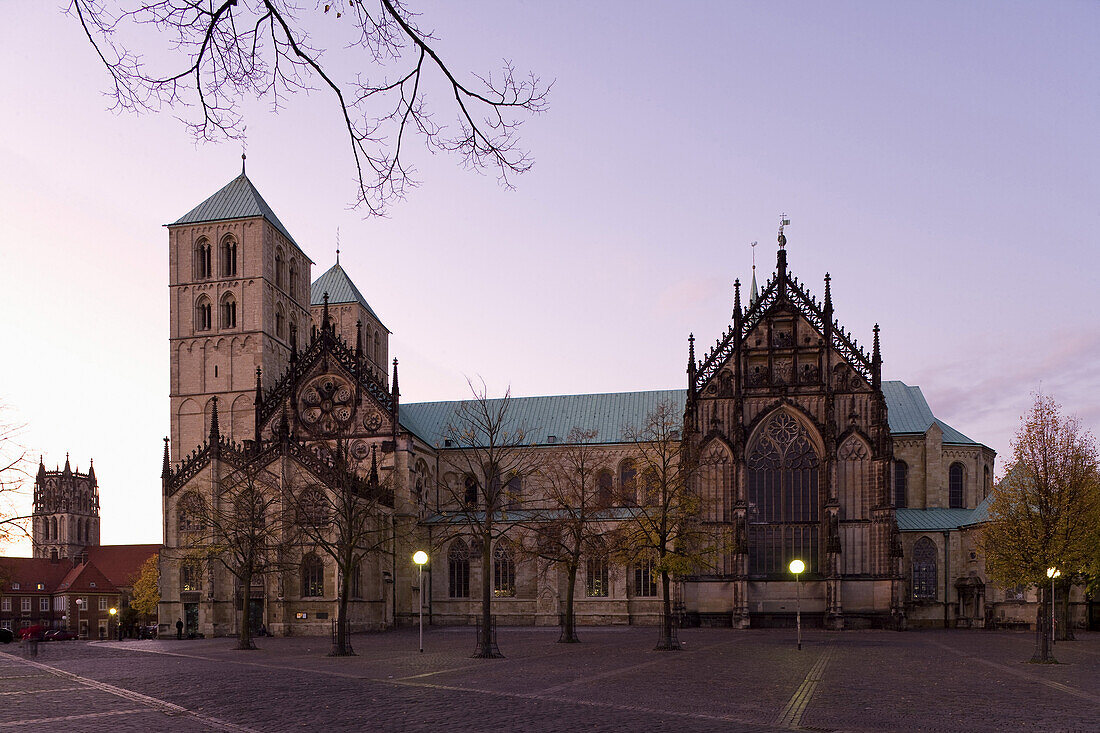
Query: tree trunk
[[1031, 586, 1054, 663], [1057, 579, 1074, 641], [332, 560, 354, 656], [474, 537, 501, 657], [655, 570, 679, 651], [560, 562, 579, 643], [237, 565, 256, 650]]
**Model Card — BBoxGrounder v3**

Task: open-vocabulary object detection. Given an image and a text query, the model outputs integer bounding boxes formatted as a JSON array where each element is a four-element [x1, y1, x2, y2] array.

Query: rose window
[[299, 376, 355, 434]]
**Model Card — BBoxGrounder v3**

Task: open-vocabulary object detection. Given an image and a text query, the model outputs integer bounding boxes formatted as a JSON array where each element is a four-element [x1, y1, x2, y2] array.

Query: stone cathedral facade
[[160, 172, 1035, 638]]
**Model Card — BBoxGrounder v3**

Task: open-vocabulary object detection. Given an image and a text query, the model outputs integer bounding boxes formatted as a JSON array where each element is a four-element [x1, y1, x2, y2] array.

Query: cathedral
[[159, 170, 1047, 638]]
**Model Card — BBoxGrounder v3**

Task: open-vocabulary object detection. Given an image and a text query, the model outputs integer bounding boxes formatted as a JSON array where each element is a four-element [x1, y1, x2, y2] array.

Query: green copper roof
[[310, 263, 387, 331], [400, 389, 687, 448], [881, 381, 978, 445], [896, 493, 994, 532], [172, 174, 298, 246]]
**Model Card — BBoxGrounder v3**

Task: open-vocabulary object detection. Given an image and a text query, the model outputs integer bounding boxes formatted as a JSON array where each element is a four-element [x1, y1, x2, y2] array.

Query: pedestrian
[[176, 618, 183, 640]]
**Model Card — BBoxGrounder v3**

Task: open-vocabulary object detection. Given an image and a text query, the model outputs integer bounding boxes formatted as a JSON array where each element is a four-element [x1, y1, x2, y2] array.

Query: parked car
[[44, 629, 77, 641], [0, 628, 12, 644], [18, 625, 46, 641]]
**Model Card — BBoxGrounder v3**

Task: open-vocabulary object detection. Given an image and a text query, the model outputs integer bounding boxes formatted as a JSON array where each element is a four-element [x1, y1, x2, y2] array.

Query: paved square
[[1, 628, 1098, 732]]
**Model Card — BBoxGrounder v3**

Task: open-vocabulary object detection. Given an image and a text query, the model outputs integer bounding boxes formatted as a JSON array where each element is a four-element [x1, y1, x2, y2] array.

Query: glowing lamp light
[[789, 559, 806, 576], [413, 550, 428, 566], [1046, 567, 1060, 579], [109, 607, 117, 616]]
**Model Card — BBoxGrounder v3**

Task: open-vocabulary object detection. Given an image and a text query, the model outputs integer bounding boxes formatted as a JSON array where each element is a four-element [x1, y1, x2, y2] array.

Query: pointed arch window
[[221, 237, 237, 278], [177, 493, 205, 533], [301, 554, 324, 598], [632, 554, 657, 597], [289, 260, 299, 298], [220, 293, 237, 329], [596, 470, 614, 507], [912, 537, 937, 599], [619, 459, 637, 506], [180, 561, 202, 592], [493, 542, 515, 597], [894, 461, 908, 508], [949, 463, 965, 509], [196, 297, 212, 332], [373, 332, 381, 363], [275, 249, 286, 289], [463, 475, 479, 508], [504, 473, 523, 510], [195, 239, 212, 279], [586, 553, 609, 597], [275, 305, 285, 339], [747, 412, 821, 576], [448, 540, 470, 598]]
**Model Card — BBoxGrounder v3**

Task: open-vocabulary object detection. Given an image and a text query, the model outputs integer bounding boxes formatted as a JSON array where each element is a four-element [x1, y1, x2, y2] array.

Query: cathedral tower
[[167, 164, 314, 459], [32, 455, 100, 560]]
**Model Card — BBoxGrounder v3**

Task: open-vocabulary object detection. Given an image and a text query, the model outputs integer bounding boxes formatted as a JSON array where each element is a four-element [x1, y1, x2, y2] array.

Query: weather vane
[[336, 227, 341, 264], [751, 241, 758, 272], [778, 213, 790, 248]]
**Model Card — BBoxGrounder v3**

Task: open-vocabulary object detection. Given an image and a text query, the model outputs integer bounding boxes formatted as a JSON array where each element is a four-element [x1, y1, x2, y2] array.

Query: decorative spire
[[872, 323, 882, 390], [254, 367, 264, 446], [322, 291, 330, 331], [255, 367, 264, 408], [161, 437, 171, 480], [278, 403, 290, 442], [355, 319, 363, 357], [336, 227, 341, 264], [87, 459, 95, 482], [369, 444, 379, 489], [732, 279, 742, 320], [208, 395, 221, 443], [241, 152, 247, 176], [391, 357, 400, 399], [63, 453, 71, 475], [750, 242, 759, 306]]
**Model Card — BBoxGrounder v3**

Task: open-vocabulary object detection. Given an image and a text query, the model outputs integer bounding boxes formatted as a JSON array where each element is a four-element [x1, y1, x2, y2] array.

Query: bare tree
[[982, 393, 1100, 663], [68, 0, 550, 215], [192, 457, 297, 650], [516, 427, 611, 643], [288, 439, 393, 656], [435, 380, 542, 658], [0, 403, 31, 546], [610, 400, 727, 651]]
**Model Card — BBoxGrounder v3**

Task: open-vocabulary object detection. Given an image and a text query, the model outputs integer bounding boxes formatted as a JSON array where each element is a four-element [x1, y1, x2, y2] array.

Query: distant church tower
[[167, 159, 314, 459], [32, 455, 100, 560]]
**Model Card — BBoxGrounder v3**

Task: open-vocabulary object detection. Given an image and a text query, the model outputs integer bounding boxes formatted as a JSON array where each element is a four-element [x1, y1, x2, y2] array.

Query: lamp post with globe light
[[413, 551, 428, 653], [1046, 567, 1061, 646], [109, 607, 118, 640], [789, 559, 805, 650], [74, 598, 83, 639]]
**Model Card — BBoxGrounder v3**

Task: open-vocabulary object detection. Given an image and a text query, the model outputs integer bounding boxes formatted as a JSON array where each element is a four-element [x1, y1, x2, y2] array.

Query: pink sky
[[2, 2, 1098, 553]]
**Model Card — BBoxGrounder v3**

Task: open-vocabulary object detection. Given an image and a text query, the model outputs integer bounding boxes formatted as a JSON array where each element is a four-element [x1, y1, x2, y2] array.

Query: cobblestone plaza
[[2, 628, 1098, 731]]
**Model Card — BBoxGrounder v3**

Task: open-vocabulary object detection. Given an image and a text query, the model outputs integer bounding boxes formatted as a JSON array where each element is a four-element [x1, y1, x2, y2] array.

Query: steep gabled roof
[[400, 389, 686, 448], [882, 381, 979, 445], [86, 545, 159, 588], [171, 173, 298, 247], [0, 557, 73, 592], [311, 263, 388, 331]]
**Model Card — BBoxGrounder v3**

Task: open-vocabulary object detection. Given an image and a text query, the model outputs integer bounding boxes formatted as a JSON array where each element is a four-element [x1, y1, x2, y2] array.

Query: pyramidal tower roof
[[311, 262, 388, 331], [172, 172, 298, 246]]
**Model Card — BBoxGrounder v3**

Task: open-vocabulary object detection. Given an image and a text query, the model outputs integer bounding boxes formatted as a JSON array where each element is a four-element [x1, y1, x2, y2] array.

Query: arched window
[[177, 493, 204, 532], [221, 237, 237, 278], [301, 554, 324, 597], [180, 561, 202, 592], [289, 318, 298, 352], [448, 539, 470, 598], [586, 553, 609, 597], [463, 475, 479, 508], [894, 461, 908, 508], [596, 470, 614, 506], [984, 466, 991, 499], [350, 560, 362, 599], [275, 305, 285, 339], [912, 537, 937, 599], [633, 554, 657, 597], [504, 473, 522, 510], [275, 249, 286, 289], [373, 332, 381, 362], [619, 459, 637, 506], [49, 516, 57, 542], [747, 412, 821, 576], [642, 467, 658, 505], [220, 293, 237, 329], [288, 260, 299, 298], [298, 488, 329, 527], [949, 463, 965, 509], [195, 239, 212, 279], [195, 297, 212, 331], [493, 542, 515, 597]]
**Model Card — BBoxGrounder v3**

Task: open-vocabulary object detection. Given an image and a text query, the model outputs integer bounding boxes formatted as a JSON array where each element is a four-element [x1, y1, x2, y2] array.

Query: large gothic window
[[747, 412, 821, 576], [949, 463, 965, 508], [895, 461, 908, 508], [301, 554, 324, 598], [448, 540, 470, 598], [180, 561, 202, 592], [493, 542, 515, 597], [586, 553, 609, 597], [912, 537, 937, 599]]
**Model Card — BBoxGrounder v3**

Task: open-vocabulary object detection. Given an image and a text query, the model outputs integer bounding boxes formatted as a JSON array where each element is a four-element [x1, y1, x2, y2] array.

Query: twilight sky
[[1, 2, 1098, 553]]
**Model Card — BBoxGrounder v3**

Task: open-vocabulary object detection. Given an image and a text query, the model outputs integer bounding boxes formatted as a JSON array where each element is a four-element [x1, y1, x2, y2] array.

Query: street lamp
[[413, 551, 428, 653], [109, 607, 118, 640], [74, 598, 83, 639], [1046, 567, 1061, 647], [789, 559, 805, 651]]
